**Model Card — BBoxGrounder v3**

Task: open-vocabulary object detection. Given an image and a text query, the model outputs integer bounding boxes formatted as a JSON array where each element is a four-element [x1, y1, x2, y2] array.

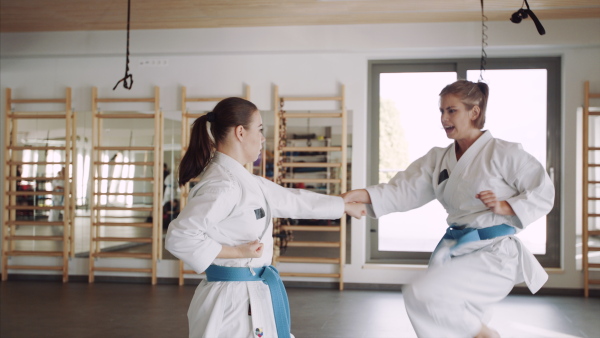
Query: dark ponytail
[[178, 97, 258, 186], [179, 114, 213, 186]]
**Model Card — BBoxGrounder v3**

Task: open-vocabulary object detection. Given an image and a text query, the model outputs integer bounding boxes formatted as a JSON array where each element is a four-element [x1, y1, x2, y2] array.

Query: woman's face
[[439, 94, 479, 141], [242, 110, 265, 163]]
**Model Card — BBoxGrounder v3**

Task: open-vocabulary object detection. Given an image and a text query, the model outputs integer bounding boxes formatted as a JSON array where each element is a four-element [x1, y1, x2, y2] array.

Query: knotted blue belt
[[205, 265, 290, 338], [441, 223, 516, 248]]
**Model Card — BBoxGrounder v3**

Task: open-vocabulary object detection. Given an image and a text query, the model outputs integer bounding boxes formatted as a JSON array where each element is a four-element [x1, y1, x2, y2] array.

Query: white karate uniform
[[165, 152, 344, 338], [365, 131, 554, 337]]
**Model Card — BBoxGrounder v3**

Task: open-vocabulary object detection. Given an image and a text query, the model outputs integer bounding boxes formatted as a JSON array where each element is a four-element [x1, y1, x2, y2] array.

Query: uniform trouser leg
[[403, 238, 520, 338]]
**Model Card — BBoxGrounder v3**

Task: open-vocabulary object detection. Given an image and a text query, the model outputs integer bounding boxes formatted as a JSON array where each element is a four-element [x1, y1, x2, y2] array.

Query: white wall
[[1, 18, 599, 289]]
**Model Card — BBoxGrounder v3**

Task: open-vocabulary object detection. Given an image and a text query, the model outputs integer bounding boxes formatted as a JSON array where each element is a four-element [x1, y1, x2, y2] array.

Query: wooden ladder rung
[[94, 177, 154, 181], [7, 161, 68, 165], [96, 97, 155, 103], [94, 192, 154, 196], [95, 113, 156, 119], [185, 97, 225, 102], [10, 98, 66, 103], [6, 265, 64, 271], [94, 237, 152, 243], [281, 178, 341, 184], [9, 114, 68, 119], [588, 247, 600, 251], [94, 161, 154, 166], [94, 222, 153, 228], [94, 146, 155, 151], [183, 113, 206, 119], [92, 252, 152, 259], [282, 146, 342, 152], [281, 225, 341, 232], [92, 267, 152, 273], [589, 112, 600, 116], [277, 256, 340, 264], [8, 146, 65, 151], [6, 221, 65, 226], [6, 176, 57, 181], [6, 250, 64, 257], [589, 279, 600, 285], [589, 263, 600, 269], [92, 206, 153, 211], [280, 96, 342, 102], [7, 191, 62, 196], [589, 230, 600, 236], [282, 162, 342, 168], [286, 241, 340, 248], [6, 206, 64, 210], [279, 272, 340, 278], [7, 235, 65, 241], [283, 112, 343, 118], [182, 270, 206, 276]]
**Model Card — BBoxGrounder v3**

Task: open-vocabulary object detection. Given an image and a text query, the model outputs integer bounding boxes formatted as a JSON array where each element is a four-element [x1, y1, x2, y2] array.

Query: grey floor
[[1, 281, 599, 338]]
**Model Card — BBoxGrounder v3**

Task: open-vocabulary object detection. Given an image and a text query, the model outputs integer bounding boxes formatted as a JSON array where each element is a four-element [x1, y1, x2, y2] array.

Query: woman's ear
[[234, 125, 245, 142], [471, 106, 481, 121]]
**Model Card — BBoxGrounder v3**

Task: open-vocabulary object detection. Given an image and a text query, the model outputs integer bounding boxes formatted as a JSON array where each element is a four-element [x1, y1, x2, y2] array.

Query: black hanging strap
[[113, 0, 133, 90]]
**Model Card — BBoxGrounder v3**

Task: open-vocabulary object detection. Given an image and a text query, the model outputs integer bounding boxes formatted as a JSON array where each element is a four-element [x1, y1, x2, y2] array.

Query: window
[[367, 58, 561, 267]]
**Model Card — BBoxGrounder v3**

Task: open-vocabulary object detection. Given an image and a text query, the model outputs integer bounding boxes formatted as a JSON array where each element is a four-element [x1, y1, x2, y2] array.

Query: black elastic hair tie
[[206, 111, 215, 122]]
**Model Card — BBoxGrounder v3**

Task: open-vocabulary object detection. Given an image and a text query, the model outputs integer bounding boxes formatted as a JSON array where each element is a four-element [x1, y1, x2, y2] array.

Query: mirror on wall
[[5, 109, 351, 262]]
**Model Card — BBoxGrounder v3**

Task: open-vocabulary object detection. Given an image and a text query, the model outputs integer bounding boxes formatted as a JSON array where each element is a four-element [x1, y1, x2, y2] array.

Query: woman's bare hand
[[237, 240, 264, 258], [341, 189, 372, 204], [217, 240, 264, 259], [345, 203, 367, 219], [476, 190, 515, 216]]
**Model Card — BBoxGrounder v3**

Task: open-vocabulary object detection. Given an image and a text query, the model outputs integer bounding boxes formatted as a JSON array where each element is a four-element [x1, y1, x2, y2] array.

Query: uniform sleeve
[[257, 177, 345, 219], [504, 147, 555, 229], [164, 181, 238, 273], [365, 149, 437, 218]]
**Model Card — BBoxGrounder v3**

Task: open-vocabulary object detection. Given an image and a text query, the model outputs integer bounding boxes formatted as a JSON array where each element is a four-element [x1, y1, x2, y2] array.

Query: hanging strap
[[205, 265, 291, 338]]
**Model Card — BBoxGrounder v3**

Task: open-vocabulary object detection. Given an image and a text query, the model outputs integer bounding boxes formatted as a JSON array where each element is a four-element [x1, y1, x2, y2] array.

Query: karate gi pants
[[403, 237, 520, 337]]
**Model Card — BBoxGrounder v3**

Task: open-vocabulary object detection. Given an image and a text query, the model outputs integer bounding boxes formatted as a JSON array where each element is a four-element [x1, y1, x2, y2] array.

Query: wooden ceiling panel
[[1, 0, 599, 32]]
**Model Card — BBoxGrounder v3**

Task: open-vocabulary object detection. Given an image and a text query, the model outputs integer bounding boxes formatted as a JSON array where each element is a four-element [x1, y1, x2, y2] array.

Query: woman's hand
[[217, 240, 264, 259], [476, 190, 515, 216], [345, 203, 367, 219], [341, 189, 372, 204]]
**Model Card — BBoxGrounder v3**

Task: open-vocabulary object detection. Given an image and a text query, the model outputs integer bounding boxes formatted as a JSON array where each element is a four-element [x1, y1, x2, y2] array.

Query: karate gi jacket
[[165, 152, 344, 338], [366, 131, 555, 293]]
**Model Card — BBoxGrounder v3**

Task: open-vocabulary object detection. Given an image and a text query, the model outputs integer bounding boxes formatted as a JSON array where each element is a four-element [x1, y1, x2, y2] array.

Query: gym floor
[[1, 280, 598, 338]]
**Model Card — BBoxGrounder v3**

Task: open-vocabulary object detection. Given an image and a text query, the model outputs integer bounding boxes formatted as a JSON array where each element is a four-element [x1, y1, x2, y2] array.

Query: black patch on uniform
[[254, 208, 265, 220], [438, 169, 449, 184]]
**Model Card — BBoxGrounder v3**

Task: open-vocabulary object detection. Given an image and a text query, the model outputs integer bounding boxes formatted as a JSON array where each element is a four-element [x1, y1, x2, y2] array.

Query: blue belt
[[441, 223, 516, 248], [205, 265, 290, 338]]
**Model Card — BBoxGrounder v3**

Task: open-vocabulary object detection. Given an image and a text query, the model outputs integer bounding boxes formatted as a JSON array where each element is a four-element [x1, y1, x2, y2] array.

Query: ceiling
[[1, 0, 599, 33]]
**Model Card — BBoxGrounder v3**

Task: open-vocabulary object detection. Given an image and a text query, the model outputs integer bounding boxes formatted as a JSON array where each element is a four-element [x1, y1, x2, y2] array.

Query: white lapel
[[442, 131, 493, 203], [214, 152, 271, 240]]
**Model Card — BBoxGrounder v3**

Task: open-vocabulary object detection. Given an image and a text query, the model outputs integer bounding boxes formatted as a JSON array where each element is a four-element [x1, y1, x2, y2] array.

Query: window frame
[[366, 57, 561, 267]]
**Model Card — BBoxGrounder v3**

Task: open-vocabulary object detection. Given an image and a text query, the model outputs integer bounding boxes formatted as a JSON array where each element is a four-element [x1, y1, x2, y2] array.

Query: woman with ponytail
[[165, 97, 365, 338], [342, 80, 554, 337]]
